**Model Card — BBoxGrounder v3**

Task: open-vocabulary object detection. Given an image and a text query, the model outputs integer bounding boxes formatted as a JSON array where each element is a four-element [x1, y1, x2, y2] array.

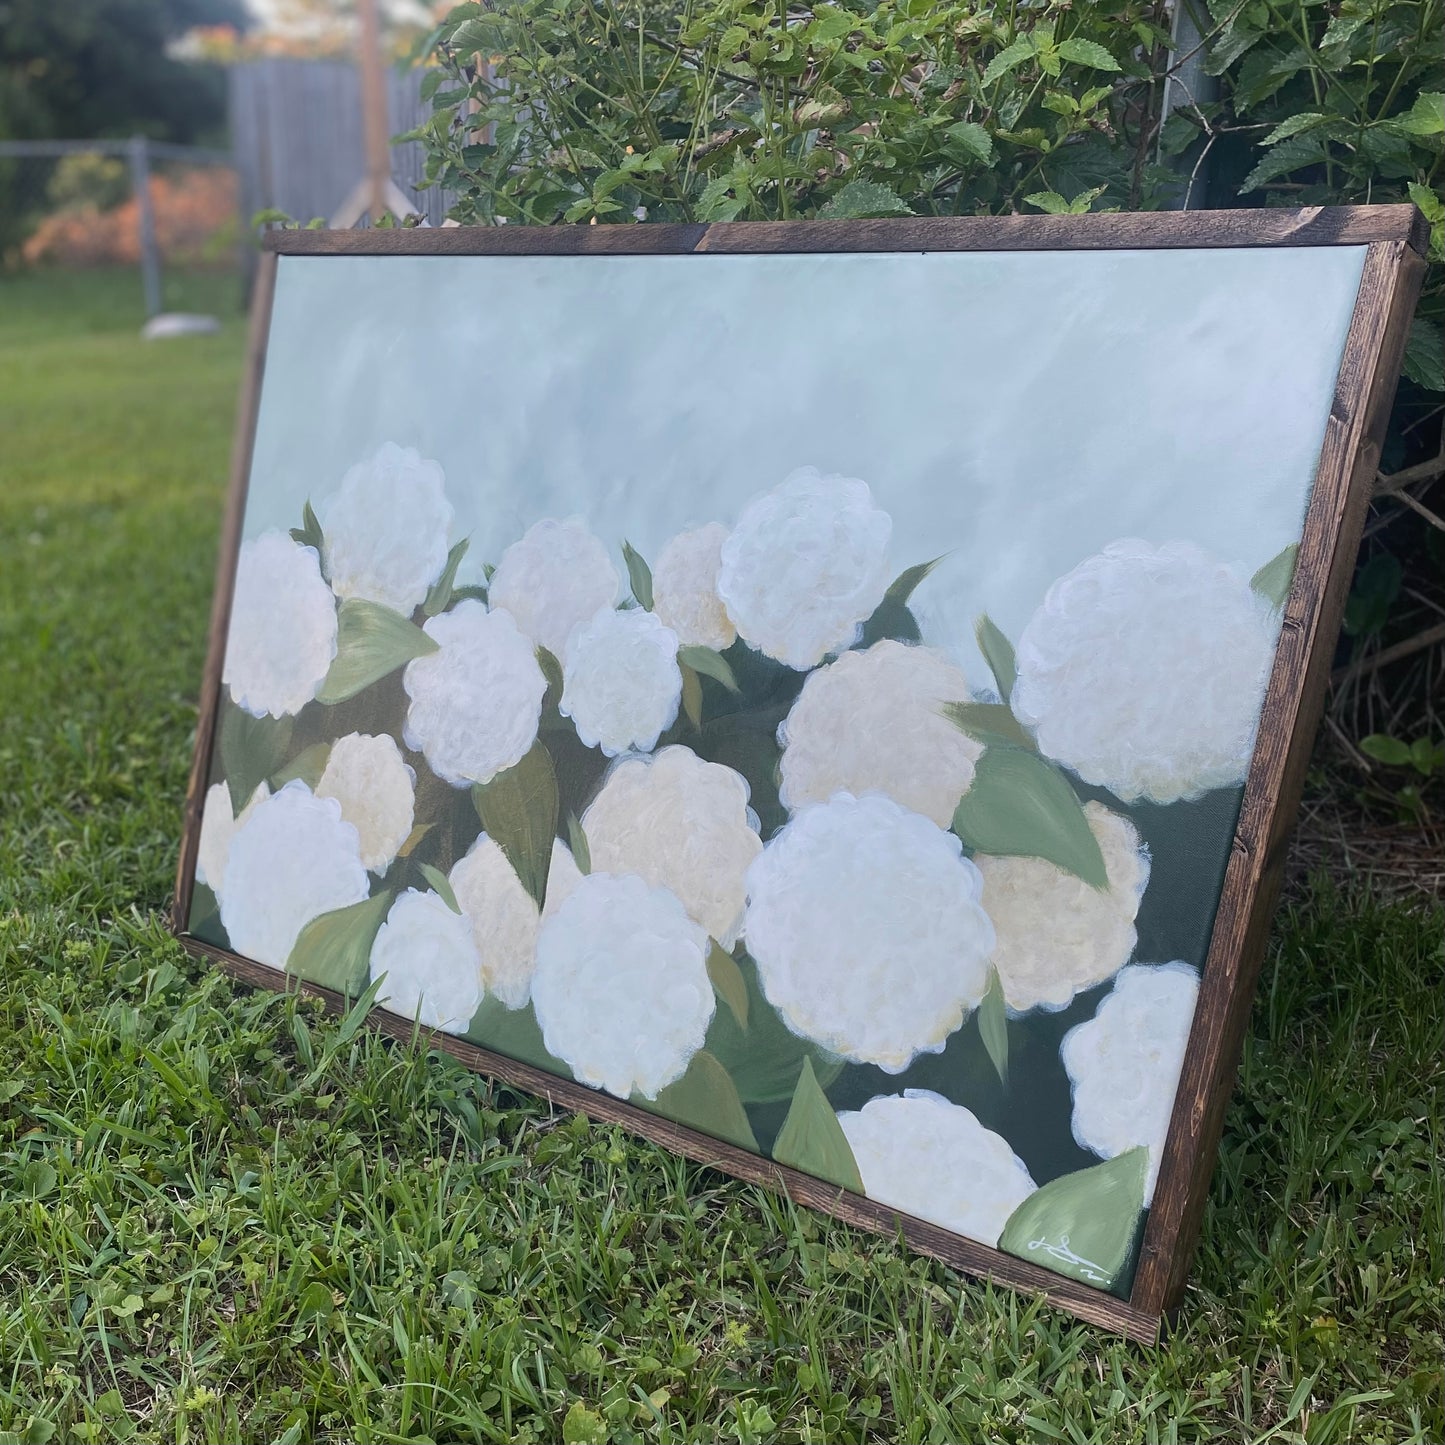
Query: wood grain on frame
[[174, 209, 1425, 1340]]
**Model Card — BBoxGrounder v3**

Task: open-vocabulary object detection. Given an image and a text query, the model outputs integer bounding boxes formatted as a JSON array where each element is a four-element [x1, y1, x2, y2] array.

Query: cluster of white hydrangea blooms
[[219, 780, 370, 968], [530, 873, 714, 1099], [195, 780, 269, 901], [777, 639, 981, 827], [369, 887, 484, 1033], [449, 836, 584, 1009], [976, 802, 1151, 1013], [581, 746, 761, 948], [224, 531, 338, 719], [718, 468, 893, 669], [744, 793, 995, 1071], [560, 607, 682, 756], [1013, 539, 1277, 804], [651, 522, 736, 651], [320, 443, 454, 615], [1061, 962, 1200, 1202], [403, 600, 547, 786], [838, 1091, 1037, 1246], [316, 732, 417, 873], [488, 516, 620, 659]]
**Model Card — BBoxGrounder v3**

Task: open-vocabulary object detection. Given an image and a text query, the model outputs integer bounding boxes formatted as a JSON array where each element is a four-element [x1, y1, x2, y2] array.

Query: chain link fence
[[0, 138, 239, 318]]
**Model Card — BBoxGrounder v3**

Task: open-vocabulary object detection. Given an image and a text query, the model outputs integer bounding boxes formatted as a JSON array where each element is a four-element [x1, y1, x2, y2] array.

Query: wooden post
[[356, 0, 391, 221], [128, 134, 162, 316]]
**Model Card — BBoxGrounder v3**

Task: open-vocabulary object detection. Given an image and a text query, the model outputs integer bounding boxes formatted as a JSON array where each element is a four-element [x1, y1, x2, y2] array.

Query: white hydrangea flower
[[652, 523, 736, 651], [448, 836, 584, 1009], [223, 531, 338, 719], [531, 873, 713, 1099], [778, 640, 981, 827], [319, 442, 454, 615], [315, 732, 417, 873], [838, 1091, 1037, 1246], [743, 793, 994, 1071], [976, 802, 1151, 1013], [1061, 962, 1200, 1203], [488, 517, 620, 659], [402, 600, 547, 787], [195, 780, 269, 901], [1012, 539, 1278, 803], [560, 607, 682, 757], [370, 887, 484, 1033], [717, 467, 892, 670], [219, 780, 369, 968], [582, 746, 761, 948]]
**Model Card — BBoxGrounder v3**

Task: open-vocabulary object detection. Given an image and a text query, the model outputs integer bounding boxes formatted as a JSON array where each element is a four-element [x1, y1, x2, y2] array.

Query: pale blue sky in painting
[[242, 244, 1366, 678]]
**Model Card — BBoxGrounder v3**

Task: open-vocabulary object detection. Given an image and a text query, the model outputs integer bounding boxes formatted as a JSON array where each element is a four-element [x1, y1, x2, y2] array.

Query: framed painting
[[173, 207, 1425, 1340]]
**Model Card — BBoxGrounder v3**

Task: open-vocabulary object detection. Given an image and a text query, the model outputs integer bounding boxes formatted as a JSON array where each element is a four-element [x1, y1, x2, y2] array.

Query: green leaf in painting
[[772, 1057, 863, 1192], [395, 821, 433, 859], [941, 700, 1036, 752], [286, 890, 393, 996], [974, 613, 1018, 701], [677, 645, 739, 693], [289, 498, 324, 556], [566, 811, 591, 874], [316, 599, 438, 705], [952, 745, 1108, 889], [706, 941, 749, 1029], [622, 541, 654, 610], [883, 556, 945, 607], [680, 663, 704, 729], [536, 646, 565, 711], [996, 1147, 1149, 1293], [1250, 542, 1298, 610], [471, 742, 559, 909], [419, 863, 462, 913], [463, 996, 566, 1073], [978, 969, 1009, 1087], [270, 740, 332, 792], [220, 703, 294, 814], [648, 1050, 758, 1151], [424, 536, 470, 616], [858, 596, 922, 647]]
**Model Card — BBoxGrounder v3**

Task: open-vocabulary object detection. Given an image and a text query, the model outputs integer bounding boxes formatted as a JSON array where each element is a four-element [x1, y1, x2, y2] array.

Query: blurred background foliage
[[410, 0, 1444, 872]]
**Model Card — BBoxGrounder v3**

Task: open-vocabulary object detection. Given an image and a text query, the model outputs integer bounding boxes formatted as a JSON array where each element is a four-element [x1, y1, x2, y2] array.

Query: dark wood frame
[[172, 206, 1426, 1342]]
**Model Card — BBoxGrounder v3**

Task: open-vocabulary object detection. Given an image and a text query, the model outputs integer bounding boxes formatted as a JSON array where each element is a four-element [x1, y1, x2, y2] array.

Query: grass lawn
[[1, 268, 1441, 1445]]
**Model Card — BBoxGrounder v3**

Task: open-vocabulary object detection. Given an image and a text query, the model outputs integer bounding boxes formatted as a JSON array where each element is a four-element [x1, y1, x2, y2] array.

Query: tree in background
[[0, 0, 250, 144]]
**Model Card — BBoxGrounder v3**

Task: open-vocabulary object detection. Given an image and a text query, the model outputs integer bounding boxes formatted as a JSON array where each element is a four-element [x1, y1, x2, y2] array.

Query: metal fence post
[[128, 134, 162, 317]]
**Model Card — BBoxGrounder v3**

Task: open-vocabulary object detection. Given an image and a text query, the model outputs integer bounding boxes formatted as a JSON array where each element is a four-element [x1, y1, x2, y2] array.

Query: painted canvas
[[177, 218, 1419, 1327]]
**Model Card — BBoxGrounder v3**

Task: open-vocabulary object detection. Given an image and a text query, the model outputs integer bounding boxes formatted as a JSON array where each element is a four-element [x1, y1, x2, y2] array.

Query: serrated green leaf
[[772, 1057, 863, 1192], [1250, 543, 1298, 609], [622, 541, 654, 610], [286, 891, 392, 997], [1055, 37, 1120, 70], [819, 179, 915, 219], [983, 35, 1037, 85], [997, 1148, 1149, 1291], [978, 969, 1008, 1087], [1396, 92, 1444, 136], [1260, 112, 1327, 145], [566, 812, 591, 874], [270, 741, 331, 793], [677, 644, 739, 693], [472, 742, 559, 909], [953, 745, 1107, 889], [647, 1050, 758, 1151], [942, 701, 1036, 751], [316, 599, 437, 704], [706, 941, 749, 1029], [944, 120, 993, 164], [1403, 316, 1444, 393], [419, 864, 461, 913], [1407, 182, 1444, 224], [1025, 189, 1073, 215], [424, 536, 470, 616], [1240, 131, 1329, 193], [975, 613, 1018, 701], [220, 704, 294, 814]]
